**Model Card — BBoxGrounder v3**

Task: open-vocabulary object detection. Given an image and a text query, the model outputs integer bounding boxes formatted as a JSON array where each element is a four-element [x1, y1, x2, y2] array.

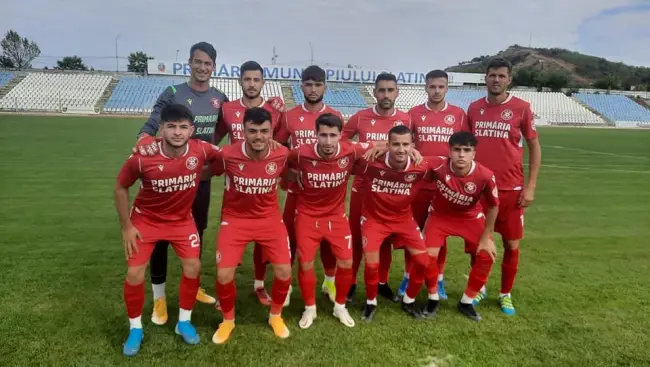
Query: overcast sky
[[2, 0, 650, 72]]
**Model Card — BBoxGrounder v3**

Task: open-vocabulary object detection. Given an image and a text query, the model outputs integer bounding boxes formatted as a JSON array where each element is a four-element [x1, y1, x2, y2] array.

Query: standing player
[[289, 113, 376, 329], [115, 104, 220, 356], [397, 70, 468, 300], [467, 57, 542, 315], [274, 65, 343, 303], [343, 72, 412, 303], [214, 60, 283, 306], [207, 107, 292, 344], [422, 132, 499, 321], [354, 125, 430, 321]]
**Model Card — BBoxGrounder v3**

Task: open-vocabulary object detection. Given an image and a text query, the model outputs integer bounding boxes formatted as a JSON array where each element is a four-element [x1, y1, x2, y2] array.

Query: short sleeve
[[483, 174, 500, 208], [342, 113, 360, 140], [352, 141, 373, 160], [352, 158, 368, 176], [117, 154, 141, 188], [199, 140, 222, 162], [274, 113, 291, 144], [521, 104, 538, 140], [210, 155, 226, 176]]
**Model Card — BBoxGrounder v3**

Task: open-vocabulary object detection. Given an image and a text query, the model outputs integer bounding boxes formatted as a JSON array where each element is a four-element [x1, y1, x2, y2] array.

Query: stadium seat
[[292, 82, 366, 117], [0, 71, 16, 88], [509, 91, 606, 125], [104, 76, 188, 114], [574, 93, 650, 124], [210, 79, 284, 102], [0, 72, 111, 112]]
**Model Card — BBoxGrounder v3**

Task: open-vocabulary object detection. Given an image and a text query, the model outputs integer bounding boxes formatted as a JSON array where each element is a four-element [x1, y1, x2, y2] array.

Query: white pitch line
[[537, 163, 650, 174], [545, 145, 650, 160]]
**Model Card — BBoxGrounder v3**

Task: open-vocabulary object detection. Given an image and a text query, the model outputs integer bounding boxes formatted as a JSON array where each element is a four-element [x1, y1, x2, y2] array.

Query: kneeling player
[[206, 107, 292, 344], [355, 125, 431, 321], [115, 104, 221, 356], [289, 113, 376, 329], [422, 132, 498, 321]]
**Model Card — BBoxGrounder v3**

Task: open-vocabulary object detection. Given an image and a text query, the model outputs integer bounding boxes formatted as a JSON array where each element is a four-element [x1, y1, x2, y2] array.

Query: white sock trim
[[324, 275, 335, 283], [152, 283, 166, 300], [403, 295, 415, 304], [129, 316, 142, 329], [428, 293, 440, 301], [253, 280, 265, 289], [403, 272, 410, 279], [499, 293, 511, 298], [334, 302, 346, 310], [366, 298, 377, 306], [437, 274, 444, 282], [179, 308, 192, 322], [460, 294, 473, 304]]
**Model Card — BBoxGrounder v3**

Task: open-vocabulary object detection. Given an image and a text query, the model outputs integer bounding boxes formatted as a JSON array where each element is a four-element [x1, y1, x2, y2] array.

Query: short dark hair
[[189, 42, 217, 64], [449, 131, 478, 147], [302, 65, 326, 82], [315, 113, 343, 132], [240, 61, 264, 77], [425, 70, 448, 81], [161, 104, 194, 125], [375, 72, 397, 86], [388, 125, 412, 141], [243, 107, 272, 126], [485, 57, 512, 75]]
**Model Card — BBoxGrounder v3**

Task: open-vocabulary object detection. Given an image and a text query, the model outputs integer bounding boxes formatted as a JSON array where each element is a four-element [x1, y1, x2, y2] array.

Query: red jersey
[[274, 104, 343, 148], [211, 141, 289, 219], [467, 95, 538, 191], [117, 140, 221, 223], [428, 157, 499, 218], [409, 102, 468, 158], [354, 153, 428, 222], [343, 106, 412, 188], [289, 141, 372, 217], [218, 98, 282, 142]]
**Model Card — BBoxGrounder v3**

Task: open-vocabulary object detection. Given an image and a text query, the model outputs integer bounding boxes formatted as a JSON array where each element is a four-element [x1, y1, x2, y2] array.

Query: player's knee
[[273, 264, 292, 280], [504, 239, 519, 250], [364, 251, 379, 264], [126, 266, 146, 285], [217, 268, 235, 284], [426, 247, 441, 257], [411, 251, 430, 267], [182, 258, 201, 278], [299, 261, 314, 271], [337, 258, 352, 268]]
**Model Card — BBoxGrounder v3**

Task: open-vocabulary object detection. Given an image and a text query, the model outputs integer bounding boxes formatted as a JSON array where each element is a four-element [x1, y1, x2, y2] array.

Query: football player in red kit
[[343, 72, 412, 303], [275, 65, 344, 304], [467, 57, 542, 316], [206, 107, 292, 344], [288, 113, 375, 329], [398, 69, 469, 300], [214, 60, 283, 306], [115, 104, 221, 356], [422, 131, 499, 321], [353, 125, 430, 321]]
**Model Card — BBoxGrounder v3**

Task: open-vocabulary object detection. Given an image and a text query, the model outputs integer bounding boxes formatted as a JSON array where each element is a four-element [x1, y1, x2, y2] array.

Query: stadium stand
[[0, 72, 111, 113], [104, 76, 187, 113], [0, 71, 16, 88], [574, 93, 650, 126], [211, 79, 284, 102], [510, 91, 606, 125], [293, 82, 366, 117]]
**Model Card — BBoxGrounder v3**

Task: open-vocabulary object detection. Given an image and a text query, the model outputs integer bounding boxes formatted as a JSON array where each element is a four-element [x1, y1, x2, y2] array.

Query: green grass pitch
[[1, 114, 649, 366]]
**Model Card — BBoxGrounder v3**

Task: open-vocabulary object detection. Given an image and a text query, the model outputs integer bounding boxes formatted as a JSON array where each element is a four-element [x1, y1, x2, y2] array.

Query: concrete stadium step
[[280, 82, 296, 109], [96, 77, 119, 112], [0, 72, 27, 100], [359, 85, 374, 107], [570, 96, 614, 126], [627, 95, 650, 111]]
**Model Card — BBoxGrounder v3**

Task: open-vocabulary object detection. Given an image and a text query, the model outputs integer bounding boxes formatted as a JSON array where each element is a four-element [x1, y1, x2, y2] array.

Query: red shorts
[[360, 216, 425, 253], [216, 216, 291, 268], [424, 213, 486, 253], [412, 185, 435, 228], [128, 215, 200, 267], [481, 190, 524, 241], [295, 212, 352, 263]]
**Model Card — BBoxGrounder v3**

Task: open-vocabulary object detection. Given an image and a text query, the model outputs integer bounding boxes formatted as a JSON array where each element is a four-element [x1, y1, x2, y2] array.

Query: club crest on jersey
[[265, 162, 278, 175], [238, 163, 245, 171], [359, 142, 369, 149], [235, 111, 241, 118], [338, 157, 349, 168], [501, 109, 513, 121], [211, 98, 221, 109], [464, 182, 477, 194], [186, 156, 199, 170], [393, 120, 404, 127], [404, 173, 417, 182], [158, 164, 164, 171], [444, 114, 456, 125]]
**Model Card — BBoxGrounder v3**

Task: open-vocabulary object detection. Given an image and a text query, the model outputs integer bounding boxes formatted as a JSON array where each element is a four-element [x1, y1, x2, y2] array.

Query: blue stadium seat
[[0, 72, 16, 88], [574, 93, 650, 123], [292, 82, 367, 109], [445, 90, 486, 110], [104, 76, 188, 113]]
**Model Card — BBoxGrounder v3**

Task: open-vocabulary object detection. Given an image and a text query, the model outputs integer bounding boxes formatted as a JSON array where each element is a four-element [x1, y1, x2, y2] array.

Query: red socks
[[298, 267, 317, 306], [364, 263, 379, 301], [425, 255, 439, 294], [405, 252, 429, 299], [437, 244, 448, 275], [378, 242, 393, 284], [217, 281, 237, 320], [179, 275, 199, 310], [123, 280, 144, 318], [335, 267, 353, 304], [321, 243, 337, 277], [465, 251, 494, 298], [270, 276, 292, 314], [501, 247, 520, 294], [253, 244, 266, 281]]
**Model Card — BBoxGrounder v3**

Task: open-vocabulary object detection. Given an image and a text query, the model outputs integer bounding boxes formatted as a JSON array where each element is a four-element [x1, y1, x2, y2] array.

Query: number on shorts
[[189, 233, 200, 248], [345, 235, 352, 250]]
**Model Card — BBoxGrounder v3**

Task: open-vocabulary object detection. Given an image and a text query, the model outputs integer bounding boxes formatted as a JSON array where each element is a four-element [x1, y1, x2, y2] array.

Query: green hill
[[446, 45, 650, 91]]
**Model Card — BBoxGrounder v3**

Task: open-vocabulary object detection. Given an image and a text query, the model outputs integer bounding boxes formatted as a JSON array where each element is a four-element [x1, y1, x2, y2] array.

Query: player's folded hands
[[133, 134, 159, 156], [122, 225, 142, 260], [477, 235, 497, 262]]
